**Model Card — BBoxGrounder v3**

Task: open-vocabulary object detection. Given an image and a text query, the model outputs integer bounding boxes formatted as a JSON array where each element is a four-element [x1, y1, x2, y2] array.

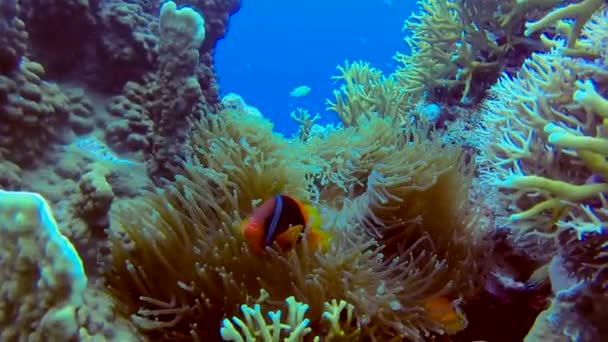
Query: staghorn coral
[[477, 5, 608, 340], [523, 0, 604, 48], [328, 0, 522, 123], [557, 227, 608, 283], [477, 5, 608, 264], [393, 0, 463, 102], [392, 0, 551, 106], [104, 109, 489, 341], [290, 107, 321, 141], [220, 296, 314, 341], [220, 296, 360, 341]]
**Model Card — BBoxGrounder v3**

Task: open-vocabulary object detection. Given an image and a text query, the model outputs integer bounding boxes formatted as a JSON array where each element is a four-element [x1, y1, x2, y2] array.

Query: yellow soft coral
[[326, 60, 406, 127]]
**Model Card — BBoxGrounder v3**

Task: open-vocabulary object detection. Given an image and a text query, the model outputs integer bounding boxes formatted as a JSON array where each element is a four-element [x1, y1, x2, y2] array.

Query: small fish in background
[[424, 296, 468, 334], [289, 85, 311, 98], [69, 137, 135, 165], [241, 194, 331, 255]]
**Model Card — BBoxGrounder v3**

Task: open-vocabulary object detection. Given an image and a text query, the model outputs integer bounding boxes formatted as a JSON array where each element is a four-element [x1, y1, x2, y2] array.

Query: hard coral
[[0, 0, 27, 74], [105, 1, 213, 184], [19, 0, 97, 76], [98, 0, 159, 85], [477, 5, 608, 265], [0, 59, 71, 167], [477, 8, 608, 340], [0, 190, 87, 340]]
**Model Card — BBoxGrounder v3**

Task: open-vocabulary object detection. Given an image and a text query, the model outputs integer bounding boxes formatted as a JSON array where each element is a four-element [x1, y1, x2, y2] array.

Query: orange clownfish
[[241, 195, 330, 255], [424, 296, 468, 334]]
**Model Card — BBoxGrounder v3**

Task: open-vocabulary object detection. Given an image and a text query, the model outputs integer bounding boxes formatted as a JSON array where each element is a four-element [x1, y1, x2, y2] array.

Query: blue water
[[214, 0, 415, 136]]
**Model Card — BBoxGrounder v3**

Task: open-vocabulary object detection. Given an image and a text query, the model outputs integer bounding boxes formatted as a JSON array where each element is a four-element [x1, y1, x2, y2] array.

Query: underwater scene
[[0, 0, 607, 341]]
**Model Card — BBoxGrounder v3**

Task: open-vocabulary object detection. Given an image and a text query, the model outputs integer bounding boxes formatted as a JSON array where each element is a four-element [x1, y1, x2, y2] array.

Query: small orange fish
[[241, 194, 330, 255], [424, 296, 468, 334]]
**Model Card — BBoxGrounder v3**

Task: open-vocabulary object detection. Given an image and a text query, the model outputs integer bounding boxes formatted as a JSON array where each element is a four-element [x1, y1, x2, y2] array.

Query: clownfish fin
[[242, 217, 267, 255], [308, 227, 331, 253], [275, 224, 305, 251], [301, 204, 322, 230], [240, 218, 250, 234]]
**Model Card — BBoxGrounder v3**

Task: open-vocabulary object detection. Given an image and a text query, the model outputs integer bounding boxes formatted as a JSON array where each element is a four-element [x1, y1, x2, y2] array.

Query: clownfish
[[241, 195, 330, 255], [424, 296, 468, 334]]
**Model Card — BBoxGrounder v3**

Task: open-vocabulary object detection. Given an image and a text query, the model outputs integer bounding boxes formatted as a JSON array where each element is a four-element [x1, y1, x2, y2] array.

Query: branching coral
[[391, 0, 554, 105], [326, 60, 407, 127], [524, 0, 604, 48], [476, 12, 608, 340], [393, 0, 500, 104], [220, 296, 360, 341], [220, 296, 313, 341], [327, 0, 551, 126], [290, 107, 321, 141], [477, 5, 608, 266], [392, 0, 462, 103]]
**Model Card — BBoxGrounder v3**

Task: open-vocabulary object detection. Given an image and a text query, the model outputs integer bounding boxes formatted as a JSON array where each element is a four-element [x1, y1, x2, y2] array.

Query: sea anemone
[[104, 111, 490, 341]]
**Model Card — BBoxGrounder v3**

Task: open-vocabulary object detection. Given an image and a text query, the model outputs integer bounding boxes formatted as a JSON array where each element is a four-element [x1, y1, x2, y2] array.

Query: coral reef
[[477, 4, 608, 261], [97, 0, 159, 86], [477, 3, 608, 340], [104, 1, 231, 183], [1, 0, 606, 340]]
